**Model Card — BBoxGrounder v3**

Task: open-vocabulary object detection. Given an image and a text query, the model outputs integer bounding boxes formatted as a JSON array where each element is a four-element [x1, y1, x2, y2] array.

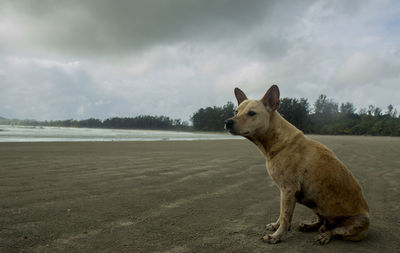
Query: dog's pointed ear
[[261, 85, 280, 111], [234, 88, 248, 105]]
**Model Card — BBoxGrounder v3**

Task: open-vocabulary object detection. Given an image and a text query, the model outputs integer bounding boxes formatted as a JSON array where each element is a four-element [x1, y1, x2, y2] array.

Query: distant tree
[[222, 101, 235, 122], [279, 98, 311, 133], [373, 107, 382, 117], [314, 94, 339, 115], [78, 118, 102, 128], [191, 102, 235, 131], [386, 104, 394, 115], [340, 102, 356, 114], [311, 95, 339, 134], [386, 104, 397, 118], [367, 105, 375, 116], [358, 108, 367, 115]]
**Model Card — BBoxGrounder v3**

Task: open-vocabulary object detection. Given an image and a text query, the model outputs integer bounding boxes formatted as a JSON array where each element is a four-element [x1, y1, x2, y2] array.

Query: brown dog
[[225, 85, 369, 244]]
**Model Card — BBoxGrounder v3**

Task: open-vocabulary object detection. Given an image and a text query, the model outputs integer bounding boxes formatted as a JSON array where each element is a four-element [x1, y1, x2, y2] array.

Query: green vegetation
[[281, 95, 399, 136], [191, 95, 400, 136], [1, 95, 399, 136], [0, 116, 190, 131], [191, 102, 235, 131]]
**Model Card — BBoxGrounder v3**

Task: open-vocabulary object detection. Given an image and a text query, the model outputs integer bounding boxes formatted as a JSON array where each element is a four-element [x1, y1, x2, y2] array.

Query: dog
[[225, 85, 369, 244]]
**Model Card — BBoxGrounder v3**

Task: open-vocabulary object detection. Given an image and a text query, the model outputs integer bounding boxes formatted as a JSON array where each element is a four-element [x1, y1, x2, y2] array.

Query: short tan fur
[[225, 85, 369, 244]]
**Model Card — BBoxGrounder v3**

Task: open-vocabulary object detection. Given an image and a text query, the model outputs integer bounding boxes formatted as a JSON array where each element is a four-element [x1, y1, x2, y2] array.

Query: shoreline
[[0, 125, 240, 143], [1, 133, 399, 143]]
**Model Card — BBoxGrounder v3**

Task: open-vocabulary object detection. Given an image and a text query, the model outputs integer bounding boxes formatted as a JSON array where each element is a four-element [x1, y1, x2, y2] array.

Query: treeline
[[279, 95, 399, 135], [1, 116, 191, 131], [191, 95, 400, 136], [2, 95, 399, 136]]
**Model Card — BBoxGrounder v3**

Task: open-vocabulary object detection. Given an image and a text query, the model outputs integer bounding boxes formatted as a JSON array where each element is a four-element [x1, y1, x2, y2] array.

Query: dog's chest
[[265, 158, 299, 187], [265, 160, 285, 185]]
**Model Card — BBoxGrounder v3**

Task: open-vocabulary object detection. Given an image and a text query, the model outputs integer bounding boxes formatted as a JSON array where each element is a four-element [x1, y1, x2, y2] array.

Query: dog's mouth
[[228, 129, 250, 136], [227, 129, 239, 135], [242, 131, 250, 136]]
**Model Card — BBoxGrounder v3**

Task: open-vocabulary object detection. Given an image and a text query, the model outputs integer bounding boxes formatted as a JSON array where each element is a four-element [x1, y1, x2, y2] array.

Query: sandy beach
[[1, 136, 400, 252]]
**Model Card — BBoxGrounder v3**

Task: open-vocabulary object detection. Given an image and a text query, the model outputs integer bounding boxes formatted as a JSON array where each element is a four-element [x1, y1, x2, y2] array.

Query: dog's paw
[[265, 222, 279, 231], [297, 223, 314, 232], [315, 231, 333, 245], [297, 223, 319, 232], [262, 234, 282, 244]]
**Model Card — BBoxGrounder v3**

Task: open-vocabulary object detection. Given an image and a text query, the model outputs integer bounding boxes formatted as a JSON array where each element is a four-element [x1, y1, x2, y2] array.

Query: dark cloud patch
[[1, 0, 297, 58], [0, 0, 399, 120]]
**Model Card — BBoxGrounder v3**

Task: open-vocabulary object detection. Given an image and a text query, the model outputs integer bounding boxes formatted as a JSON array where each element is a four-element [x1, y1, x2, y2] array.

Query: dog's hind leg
[[315, 213, 369, 244], [297, 215, 323, 232]]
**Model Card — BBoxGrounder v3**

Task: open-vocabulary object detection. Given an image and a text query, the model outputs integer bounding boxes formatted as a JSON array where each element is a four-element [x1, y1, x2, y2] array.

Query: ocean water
[[0, 125, 240, 142]]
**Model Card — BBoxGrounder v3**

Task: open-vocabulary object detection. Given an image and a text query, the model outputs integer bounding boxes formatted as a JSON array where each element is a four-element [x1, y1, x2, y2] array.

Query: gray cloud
[[1, 0, 295, 58], [0, 0, 399, 120]]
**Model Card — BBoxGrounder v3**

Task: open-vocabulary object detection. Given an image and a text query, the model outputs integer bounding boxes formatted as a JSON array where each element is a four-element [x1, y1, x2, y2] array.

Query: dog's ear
[[261, 85, 280, 111], [234, 88, 248, 105]]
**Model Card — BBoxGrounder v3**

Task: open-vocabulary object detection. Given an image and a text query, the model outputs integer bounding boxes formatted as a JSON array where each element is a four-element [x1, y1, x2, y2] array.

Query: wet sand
[[1, 136, 400, 252]]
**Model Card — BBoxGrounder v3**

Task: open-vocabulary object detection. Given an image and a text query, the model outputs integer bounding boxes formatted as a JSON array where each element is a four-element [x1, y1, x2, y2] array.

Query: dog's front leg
[[266, 219, 280, 231], [263, 189, 296, 244]]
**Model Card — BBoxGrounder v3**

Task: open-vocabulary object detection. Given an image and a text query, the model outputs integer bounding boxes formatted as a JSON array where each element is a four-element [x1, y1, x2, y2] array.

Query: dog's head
[[225, 85, 280, 137]]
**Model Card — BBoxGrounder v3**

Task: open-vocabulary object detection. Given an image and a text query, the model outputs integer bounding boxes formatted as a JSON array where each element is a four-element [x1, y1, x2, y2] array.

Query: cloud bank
[[1, 0, 399, 120]]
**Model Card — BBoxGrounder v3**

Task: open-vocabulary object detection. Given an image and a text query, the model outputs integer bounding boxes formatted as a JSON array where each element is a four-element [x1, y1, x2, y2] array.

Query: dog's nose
[[224, 119, 234, 130]]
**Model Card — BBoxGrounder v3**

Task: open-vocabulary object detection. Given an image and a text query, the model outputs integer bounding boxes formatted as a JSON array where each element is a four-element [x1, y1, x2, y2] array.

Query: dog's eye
[[248, 111, 256, 116]]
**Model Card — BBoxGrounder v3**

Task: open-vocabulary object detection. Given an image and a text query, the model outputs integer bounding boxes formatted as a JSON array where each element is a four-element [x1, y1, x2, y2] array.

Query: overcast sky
[[1, 0, 399, 121]]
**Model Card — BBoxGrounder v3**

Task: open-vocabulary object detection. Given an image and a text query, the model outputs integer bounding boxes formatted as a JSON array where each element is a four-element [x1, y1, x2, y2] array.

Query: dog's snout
[[225, 119, 234, 130]]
